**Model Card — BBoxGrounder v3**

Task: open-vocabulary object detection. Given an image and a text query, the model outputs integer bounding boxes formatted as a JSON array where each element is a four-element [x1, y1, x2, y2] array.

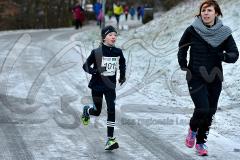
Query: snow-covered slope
[[114, 0, 240, 158]]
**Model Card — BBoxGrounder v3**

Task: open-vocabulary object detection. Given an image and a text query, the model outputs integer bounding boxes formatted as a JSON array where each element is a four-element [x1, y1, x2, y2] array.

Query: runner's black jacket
[[83, 44, 126, 91], [178, 26, 239, 81]]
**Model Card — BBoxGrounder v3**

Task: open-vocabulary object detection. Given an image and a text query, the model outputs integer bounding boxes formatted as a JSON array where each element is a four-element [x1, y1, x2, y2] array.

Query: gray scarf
[[191, 17, 232, 47]]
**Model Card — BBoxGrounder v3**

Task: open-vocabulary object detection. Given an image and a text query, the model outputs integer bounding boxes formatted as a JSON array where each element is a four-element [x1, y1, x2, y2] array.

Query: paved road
[[0, 26, 195, 160], [1, 25, 239, 160]]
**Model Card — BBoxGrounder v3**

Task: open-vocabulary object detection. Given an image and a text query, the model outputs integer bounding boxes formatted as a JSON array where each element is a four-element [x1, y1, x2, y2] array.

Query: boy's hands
[[118, 76, 126, 86], [98, 66, 107, 73], [93, 66, 107, 75]]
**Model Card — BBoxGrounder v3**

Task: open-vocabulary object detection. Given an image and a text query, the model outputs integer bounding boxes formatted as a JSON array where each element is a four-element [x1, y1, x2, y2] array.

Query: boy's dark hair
[[196, 0, 223, 17]]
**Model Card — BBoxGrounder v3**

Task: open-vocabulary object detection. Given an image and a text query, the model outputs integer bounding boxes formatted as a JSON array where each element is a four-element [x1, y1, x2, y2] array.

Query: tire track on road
[[117, 111, 194, 160], [0, 105, 34, 160], [77, 125, 135, 160]]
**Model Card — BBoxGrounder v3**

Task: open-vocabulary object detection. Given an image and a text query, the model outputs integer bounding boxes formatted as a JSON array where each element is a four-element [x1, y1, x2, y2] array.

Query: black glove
[[118, 76, 126, 86], [98, 66, 107, 73]]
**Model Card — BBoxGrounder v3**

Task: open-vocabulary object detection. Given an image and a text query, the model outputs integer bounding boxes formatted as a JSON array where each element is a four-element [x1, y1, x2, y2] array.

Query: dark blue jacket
[[93, 2, 102, 16]]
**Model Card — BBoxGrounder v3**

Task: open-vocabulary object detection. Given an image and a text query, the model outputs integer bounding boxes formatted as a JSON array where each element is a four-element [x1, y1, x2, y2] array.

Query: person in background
[[72, 4, 85, 29], [140, 5, 144, 22], [97, 9, 104, 28], [93, 0, 102, 25], [106, 5, 113, 20], [129, 6, 136, 20], [137, 5, 141, 20], [113, 2, 123, 28], [124, 5, 129, 21]]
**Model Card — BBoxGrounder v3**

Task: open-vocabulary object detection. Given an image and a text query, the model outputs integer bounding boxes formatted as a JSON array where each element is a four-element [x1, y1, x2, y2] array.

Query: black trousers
[[89, 89, 116, 138], [75, 19, 82, 29], [187, 77, 222, 144], [115, 14, 120, 26]]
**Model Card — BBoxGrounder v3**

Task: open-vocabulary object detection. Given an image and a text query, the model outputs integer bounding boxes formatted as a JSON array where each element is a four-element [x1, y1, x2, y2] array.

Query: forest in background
[[0, 0, 184, 30]]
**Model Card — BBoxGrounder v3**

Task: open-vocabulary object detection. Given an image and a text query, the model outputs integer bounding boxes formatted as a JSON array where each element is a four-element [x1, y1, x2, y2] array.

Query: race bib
[[101, 56, 119, 76]]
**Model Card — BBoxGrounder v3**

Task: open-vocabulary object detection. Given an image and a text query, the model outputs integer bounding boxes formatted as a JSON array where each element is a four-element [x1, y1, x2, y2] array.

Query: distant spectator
[[97, 9, 104, 28], [137, 6, 141, 20], [124, 5, 129, 21], [106, 6, 113, 20], [72, 5, 85, 29], [93, 1, 102, 25], [140, 6, 145, 21], [113, 2, 123, 28], [129, 6, 136, 20]]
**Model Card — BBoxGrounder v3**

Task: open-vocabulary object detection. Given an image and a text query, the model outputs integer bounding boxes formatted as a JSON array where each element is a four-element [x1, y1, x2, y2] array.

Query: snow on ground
[[115, 0, 240, 144], [0, 0, 240, 159], [115, 0, 240, 157]]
